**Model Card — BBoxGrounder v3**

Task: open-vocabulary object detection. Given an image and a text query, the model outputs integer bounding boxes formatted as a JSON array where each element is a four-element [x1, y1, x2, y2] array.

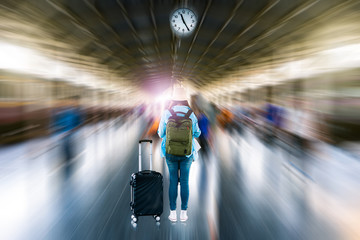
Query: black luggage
[[130, 139, 163, 223]]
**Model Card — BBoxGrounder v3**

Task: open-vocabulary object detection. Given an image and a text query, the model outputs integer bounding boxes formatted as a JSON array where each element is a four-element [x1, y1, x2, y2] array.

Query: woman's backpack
[[165, 109, 193, 156]]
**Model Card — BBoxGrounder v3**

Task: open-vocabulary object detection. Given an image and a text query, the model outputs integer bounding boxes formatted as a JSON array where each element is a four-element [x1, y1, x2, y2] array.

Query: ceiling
[[0, 0, 359, 95]]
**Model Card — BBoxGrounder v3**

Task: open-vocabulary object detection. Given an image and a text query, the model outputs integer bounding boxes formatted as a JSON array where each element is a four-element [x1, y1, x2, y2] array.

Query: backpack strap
[[185, 109, 193, 119], [169, 108, 176, 117], [169, 108, 192, 119]]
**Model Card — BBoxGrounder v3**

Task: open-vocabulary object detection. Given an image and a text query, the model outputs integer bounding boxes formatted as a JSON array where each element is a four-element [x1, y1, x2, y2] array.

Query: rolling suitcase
[[130, 139, 163, 223]]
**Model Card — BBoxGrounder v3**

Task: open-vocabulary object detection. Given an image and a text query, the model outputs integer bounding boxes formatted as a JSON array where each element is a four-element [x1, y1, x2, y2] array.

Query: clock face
[[170, 8, 197, 37]]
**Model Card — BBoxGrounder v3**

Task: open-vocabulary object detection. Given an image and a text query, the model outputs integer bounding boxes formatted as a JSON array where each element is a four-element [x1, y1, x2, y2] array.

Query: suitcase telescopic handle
[[138, 139, 152, 171]]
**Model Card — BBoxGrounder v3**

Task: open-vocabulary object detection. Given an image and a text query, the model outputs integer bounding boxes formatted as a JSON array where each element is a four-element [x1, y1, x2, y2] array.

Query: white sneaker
[[168, 210, 177, 222], [180, 210, 188, 222]]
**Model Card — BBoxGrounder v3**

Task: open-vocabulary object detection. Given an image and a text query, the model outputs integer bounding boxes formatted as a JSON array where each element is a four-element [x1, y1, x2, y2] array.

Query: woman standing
[[157, 87, 201, 222]]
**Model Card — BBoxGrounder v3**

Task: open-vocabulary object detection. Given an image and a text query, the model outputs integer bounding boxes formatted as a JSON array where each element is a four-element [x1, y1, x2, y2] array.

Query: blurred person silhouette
[[191, 95, 212, 156], [53, 95, 84, 176], [196, 109, 210, 159], [232, 99, 246, 135], [207, 102, 218, 128], [142, 103, 162, 157], [144, 103, 161, 140], [203, 101, 218, 148], [217, 106, 233, 131], [263, 98, 284, 143], [157, 87, 201, 222], [283, 96, 311, 156]]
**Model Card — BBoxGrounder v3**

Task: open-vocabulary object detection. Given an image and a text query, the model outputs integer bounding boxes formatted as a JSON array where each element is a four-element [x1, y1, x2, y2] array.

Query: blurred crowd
[[141, 88, 360, 158], [1, 72, 359, 160]]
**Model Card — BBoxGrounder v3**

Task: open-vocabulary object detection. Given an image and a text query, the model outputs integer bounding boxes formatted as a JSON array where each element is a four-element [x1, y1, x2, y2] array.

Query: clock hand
[[180, 14, 190, 31]]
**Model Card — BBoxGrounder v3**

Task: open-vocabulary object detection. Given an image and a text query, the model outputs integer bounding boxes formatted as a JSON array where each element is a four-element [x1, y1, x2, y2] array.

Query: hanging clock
[[170, 8, 197, 37]]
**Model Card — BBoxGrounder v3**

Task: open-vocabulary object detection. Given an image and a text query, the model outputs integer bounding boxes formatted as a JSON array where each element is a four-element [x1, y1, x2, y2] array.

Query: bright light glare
[[281, 44, 360, 77], [0, 41, 107, 90], [0, 42, 74, 78], [319, 44, 360, 69], [155, 91, 171, 103], [0, 43, 34, 71], [247, 43, 360, 87]]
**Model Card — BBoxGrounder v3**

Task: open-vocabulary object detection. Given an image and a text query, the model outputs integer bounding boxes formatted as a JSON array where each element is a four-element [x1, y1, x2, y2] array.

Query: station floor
[[0, 116, 360, 240]]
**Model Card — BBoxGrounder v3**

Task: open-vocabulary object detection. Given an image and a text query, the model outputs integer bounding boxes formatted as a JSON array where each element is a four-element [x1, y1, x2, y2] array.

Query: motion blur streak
[[0, 0, 360, 239], [1, 86, 359, 239]]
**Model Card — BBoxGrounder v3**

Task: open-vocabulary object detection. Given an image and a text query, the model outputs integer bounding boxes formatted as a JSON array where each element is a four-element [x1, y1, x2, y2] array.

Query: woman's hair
[[168, 100, 190, 109]]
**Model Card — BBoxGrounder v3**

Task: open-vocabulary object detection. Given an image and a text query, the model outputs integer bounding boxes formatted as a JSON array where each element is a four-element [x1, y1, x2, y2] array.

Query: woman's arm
[[191, 113, 201, 138], [157, 111, 168, 138]]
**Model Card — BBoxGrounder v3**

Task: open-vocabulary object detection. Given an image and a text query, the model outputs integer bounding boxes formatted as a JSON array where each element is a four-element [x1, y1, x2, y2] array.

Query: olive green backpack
[[165, 109, 193, 156]]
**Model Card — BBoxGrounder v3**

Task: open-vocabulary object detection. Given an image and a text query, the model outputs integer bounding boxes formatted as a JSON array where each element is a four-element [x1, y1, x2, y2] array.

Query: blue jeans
[[63, 134, 74, 163], [165, 154, 193, 211]]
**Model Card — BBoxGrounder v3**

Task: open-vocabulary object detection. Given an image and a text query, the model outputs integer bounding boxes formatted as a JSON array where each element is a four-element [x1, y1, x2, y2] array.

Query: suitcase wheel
[[131, 214, 138, 223], [154, 215, 160, 222]]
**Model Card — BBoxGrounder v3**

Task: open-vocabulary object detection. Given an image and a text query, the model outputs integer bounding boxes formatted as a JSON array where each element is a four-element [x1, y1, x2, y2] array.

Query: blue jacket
[[158, 105, 201, 161], [198, 113, 209, 139], [53, 107, 83, 135]]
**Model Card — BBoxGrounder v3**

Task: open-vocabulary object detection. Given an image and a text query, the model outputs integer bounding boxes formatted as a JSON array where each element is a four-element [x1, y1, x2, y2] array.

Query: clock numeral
[[191, 15, 193, 18], [175, 15, 178, 18], [174, 24, 177, 27], [192, 20, 195, 23], [178, 12, 181, 15], [188, 11, 190, 14], [190, 24, 193, 27], [182, 29, 185, 32], [182, 10, 185, 13], [172, 20, 175, 22]]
